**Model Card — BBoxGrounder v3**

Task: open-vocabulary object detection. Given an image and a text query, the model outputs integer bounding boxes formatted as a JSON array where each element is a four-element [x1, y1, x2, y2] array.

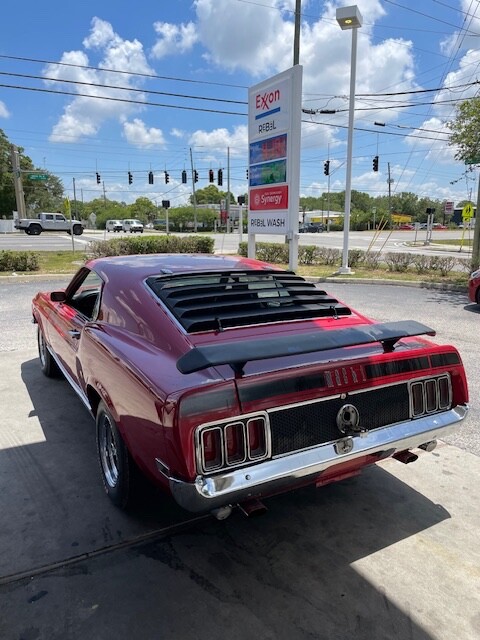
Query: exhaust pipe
[[393, 450, 419, 464], [211, 505, 233, 521], [238, 498, 268, 517], [419, 440, 437, 452]]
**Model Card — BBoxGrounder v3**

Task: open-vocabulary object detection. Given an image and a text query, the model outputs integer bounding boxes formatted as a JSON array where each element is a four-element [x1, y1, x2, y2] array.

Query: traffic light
[[181, 170, 187, 184], [218, 169, 223, 186], [194, 170, 198, 183], [209, 169, 214, 183], [323, 160, 330, 176], [246, 169, 249, 180], [164, 171, 169, 184], [128, 171, 133, 184], [96, 172, 101, 184], [148, 171, 154, 185], [373, 155, 379, 172]]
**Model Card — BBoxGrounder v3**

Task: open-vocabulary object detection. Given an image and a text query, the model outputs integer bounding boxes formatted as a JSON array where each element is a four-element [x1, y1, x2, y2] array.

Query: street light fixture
[[336, 5, 362, 274]]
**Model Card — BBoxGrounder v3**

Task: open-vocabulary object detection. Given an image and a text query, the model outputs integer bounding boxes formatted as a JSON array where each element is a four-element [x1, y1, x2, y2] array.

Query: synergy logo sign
[[250, 186, 288, 211]]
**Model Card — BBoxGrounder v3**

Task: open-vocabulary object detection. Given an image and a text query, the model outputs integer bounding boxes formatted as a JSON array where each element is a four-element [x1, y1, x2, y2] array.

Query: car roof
[[89, 253, 278, 281], [88, 253, 354, 336]]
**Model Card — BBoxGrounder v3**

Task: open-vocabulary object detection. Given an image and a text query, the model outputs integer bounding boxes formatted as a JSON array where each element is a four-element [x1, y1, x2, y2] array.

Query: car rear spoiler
[[176, 320, 436, 376]]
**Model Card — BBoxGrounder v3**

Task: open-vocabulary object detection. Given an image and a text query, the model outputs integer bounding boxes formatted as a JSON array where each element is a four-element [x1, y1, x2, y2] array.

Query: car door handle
[[68, 330, 81, 339]]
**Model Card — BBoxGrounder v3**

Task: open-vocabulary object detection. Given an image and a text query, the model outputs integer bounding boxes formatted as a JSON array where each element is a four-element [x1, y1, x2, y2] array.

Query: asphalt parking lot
[[0, 277, 479, 640]]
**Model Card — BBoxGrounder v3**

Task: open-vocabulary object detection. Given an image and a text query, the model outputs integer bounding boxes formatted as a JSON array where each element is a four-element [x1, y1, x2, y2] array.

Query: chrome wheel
[[96, 402, 136, 508], [37, 326, 60, 377], [38, 328, 47, 368], [99, 414, 119, 488]]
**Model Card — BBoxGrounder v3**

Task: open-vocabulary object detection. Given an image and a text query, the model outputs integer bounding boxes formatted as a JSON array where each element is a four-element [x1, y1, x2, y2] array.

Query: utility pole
[[293, 0, 301, 65], [226, 147, 230, 232], [387, 162, 394, 227], [189, 147, 198, 232], [10, 146, 26, 218]]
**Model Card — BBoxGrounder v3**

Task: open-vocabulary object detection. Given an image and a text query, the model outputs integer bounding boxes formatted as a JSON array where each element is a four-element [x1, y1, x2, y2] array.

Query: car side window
[[69, 271, 103, 320]]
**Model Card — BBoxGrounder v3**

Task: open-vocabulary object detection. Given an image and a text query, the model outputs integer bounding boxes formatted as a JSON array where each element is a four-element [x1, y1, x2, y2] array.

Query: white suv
[[106, 220, 123, 233], [122, 219, 144, 233]]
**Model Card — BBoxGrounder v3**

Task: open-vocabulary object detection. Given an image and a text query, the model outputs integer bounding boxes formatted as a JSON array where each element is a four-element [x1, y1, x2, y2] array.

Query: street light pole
[[336, 5, 362, 274]]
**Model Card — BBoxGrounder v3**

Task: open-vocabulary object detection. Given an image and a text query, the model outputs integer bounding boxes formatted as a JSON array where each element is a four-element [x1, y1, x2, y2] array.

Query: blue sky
[[1, 0, 480, 208]]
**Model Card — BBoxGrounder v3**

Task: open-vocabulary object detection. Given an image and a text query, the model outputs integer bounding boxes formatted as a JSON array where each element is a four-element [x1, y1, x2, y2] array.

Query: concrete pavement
[[0, 280, 479, 639]]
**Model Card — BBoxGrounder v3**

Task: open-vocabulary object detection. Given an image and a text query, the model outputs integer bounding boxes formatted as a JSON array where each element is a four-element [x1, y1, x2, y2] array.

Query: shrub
[[88, 235, 215, 258], [412, 254, 430, 274], [0, 250, 40, 272], [298, 245, 317, 265], [347, 249, 365, 268], [362, 251, 382, 269], [457, 257, 476, 273], [432, 256, 457, 276], [384, 252, 412, 272], [322, 247, 341, 266]]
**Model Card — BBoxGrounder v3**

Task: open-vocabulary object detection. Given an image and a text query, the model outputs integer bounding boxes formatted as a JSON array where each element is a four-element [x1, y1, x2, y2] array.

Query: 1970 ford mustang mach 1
[[32, 254, 469, 519]]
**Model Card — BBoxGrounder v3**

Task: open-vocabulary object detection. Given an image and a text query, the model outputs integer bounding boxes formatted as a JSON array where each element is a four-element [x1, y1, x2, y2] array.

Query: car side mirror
[[50, 291, 67, 302]]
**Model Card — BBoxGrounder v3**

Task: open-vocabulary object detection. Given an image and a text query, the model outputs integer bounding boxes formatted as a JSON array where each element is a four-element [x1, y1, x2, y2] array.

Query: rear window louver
[[146, 270, 352, 333]]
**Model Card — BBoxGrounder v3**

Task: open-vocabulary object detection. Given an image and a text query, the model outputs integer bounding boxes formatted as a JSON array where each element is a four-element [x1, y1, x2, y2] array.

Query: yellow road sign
[[462, 203, 474, 220]]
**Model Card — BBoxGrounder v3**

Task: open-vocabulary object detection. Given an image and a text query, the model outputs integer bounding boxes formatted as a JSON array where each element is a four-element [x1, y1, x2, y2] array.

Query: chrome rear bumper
[[166, 405, 468, 513]]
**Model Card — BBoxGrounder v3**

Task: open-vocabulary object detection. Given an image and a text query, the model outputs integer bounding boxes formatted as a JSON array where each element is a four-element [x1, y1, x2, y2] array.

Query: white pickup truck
[[15, 212, 84, 236]]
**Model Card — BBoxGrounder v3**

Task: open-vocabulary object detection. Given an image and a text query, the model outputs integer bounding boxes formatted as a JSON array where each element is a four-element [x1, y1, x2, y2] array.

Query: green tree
[[85, 198, 128, 229], [168, 206, 218, 231], [0, 128, 65, 217], [447, 98, 480, 267], [128, 197, 156, 223], [190, 184, 235, 205], [447, 98, 480, 162]]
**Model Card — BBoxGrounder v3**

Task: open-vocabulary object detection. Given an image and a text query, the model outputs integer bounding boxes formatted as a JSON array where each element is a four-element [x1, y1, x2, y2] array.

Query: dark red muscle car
[[32, 254, 469, 519]]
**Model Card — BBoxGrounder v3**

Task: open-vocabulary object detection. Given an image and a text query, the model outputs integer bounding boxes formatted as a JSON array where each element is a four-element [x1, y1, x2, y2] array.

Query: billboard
[[247, 66, 302, 235]]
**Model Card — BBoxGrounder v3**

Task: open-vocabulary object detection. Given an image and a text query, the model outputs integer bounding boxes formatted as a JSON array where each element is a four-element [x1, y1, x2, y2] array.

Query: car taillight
[[409, 374, 451, 417], [197, 413, 269, 474], [201, 428, 223, 471], [225, 422, 246, 465], [247, 417, 268, 459]]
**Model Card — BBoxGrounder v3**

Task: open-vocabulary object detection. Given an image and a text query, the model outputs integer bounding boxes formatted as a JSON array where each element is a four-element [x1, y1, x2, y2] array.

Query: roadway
[[0, 228, 474, 259], [0, 278, 479, 640]]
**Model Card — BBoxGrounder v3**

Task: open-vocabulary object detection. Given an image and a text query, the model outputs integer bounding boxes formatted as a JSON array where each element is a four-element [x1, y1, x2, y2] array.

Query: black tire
[[96, 402, 135, 509], [72, 225, 83, 236], [37, 326, 61, 377], [24, 228, 31, 235], [476, 288, 480, 305], [30, 224, 42, 235]]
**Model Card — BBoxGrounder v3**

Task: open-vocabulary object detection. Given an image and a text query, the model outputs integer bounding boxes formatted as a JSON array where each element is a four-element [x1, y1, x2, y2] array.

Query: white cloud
[[44, 17, 154, 143], [0, 101, 10, 118], [194, 0, 292, 75], [123, 118, 166, 148], [151, 21, 198, 58], [441, 0, 480, 56], [188, 125, 248, 155], [170, 128, 186, 138]]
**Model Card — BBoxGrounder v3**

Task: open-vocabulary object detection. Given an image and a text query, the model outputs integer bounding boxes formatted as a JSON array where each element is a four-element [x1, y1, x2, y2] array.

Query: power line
[[0, 54, 248, 90], [0, 83, 247, 117], [0, 71, 247, 106]]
